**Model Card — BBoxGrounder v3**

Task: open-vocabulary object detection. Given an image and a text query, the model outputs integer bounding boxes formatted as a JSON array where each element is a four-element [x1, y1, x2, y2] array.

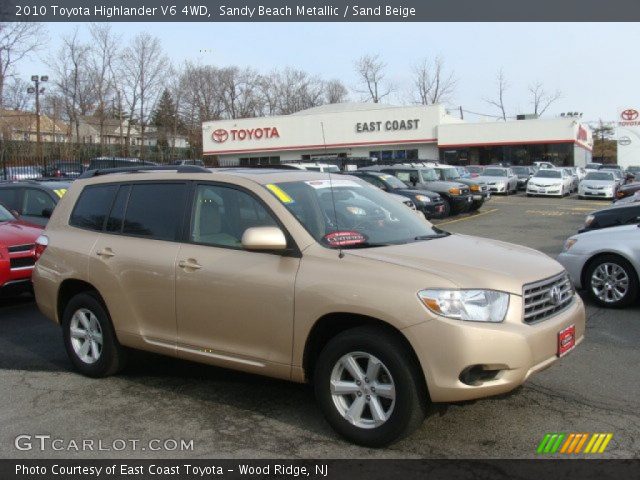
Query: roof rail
[[78, 165, 210, 179]]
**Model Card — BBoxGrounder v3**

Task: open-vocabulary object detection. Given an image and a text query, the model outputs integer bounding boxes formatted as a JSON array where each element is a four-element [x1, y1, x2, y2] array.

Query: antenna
[[321, 121, 343, 259]]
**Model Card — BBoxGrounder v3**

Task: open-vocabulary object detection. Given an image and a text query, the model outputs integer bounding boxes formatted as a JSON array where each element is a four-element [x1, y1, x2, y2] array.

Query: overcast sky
[[16, 22, 639, 124]]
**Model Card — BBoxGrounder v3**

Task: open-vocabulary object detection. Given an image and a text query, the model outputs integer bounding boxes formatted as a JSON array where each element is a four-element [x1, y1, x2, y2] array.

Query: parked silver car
[[578, 171, 618, 200], [477, 167, 518, 194], [600, 168, 625, 187], [558, 224, 639, 307], [564, 168, 580, 192], [526, 168, 573, 197]]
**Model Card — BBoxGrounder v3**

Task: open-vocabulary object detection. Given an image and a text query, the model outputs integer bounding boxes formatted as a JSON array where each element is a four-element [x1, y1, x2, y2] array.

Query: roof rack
[[78, 165, 210, 179]]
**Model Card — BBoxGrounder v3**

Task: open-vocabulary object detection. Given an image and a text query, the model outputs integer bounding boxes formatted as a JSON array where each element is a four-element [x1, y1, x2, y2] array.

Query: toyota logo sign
[[621, 109, 639, 121], [212, 129, 229, 143]]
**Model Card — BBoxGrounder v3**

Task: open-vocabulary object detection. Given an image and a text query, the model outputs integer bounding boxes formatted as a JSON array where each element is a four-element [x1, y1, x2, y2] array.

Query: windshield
[[602, 169, 621, 178], [586, 163, 602, 169], [482, 168, 506, 177], [378, 174, 408, 189], [0, 204, 15, 222], [512, 167, 529, 174], [265, 179, 446, 248], [585, 172, 613, 181], [534, 170, 561, 178], [435, 168, 460, 181]]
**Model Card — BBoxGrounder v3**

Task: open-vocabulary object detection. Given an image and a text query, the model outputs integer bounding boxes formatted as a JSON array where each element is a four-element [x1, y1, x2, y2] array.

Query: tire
[[61, 292, 127, 377], [441, 198, 452, 217], [469, 201, 482, 212], [314, 326, 427, 447], [585, 254, 639, 308]]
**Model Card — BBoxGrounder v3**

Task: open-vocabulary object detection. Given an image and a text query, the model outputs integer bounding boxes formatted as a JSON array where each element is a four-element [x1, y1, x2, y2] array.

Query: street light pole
[[28, 75, 48, 167]]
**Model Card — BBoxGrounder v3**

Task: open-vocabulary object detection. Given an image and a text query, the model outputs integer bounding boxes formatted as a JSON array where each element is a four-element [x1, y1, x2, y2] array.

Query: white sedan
[[526, 168, 574, 197]]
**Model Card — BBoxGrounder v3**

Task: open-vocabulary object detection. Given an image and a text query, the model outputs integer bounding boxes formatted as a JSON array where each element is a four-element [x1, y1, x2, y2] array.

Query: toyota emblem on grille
[[548, 285, 562, 306]]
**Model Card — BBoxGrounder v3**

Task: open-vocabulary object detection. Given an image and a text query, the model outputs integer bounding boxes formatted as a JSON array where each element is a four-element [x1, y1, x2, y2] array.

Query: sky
[[15, 22, 640, 124]]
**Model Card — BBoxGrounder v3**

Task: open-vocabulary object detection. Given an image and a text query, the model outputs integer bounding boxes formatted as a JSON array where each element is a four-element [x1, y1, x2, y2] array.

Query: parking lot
[[0, 192, 638, 459]]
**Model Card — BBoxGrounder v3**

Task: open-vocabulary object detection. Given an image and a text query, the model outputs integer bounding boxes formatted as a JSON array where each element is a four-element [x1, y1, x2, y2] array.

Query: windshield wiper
[[413, 233, 450, 241]]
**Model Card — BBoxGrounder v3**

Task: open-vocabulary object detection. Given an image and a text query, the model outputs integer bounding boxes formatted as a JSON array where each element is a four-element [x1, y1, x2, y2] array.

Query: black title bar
[[2, 0, 640, 22]]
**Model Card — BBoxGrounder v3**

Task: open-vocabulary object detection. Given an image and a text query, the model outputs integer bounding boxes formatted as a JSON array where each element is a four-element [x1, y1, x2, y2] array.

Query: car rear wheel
[[585, 255, 639, 308], [314, 327, 427, 447], [62, 292, 127, 377]]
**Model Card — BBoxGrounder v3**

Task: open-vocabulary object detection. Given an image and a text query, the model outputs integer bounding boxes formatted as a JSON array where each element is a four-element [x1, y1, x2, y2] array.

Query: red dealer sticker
[[323, 231, 367, 247]]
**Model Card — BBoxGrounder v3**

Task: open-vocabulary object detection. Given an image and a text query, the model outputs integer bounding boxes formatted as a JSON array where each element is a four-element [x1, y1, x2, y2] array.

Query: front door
[[175, 183, 299, 379]]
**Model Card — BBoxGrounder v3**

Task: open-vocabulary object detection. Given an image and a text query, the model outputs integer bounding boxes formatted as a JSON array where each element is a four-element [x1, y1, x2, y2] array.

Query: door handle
[[96, 248, 115, 258], [178, 259, 202, 270]]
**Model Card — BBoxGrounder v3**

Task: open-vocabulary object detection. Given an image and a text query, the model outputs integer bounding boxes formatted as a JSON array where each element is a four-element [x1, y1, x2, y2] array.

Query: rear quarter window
[[122, 183, 187, 241], [70, 184, 118, 231]]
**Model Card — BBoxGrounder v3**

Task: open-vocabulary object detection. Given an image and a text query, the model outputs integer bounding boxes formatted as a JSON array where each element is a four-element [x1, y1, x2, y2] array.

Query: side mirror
[[242, 226, 287, 251], [41, 208, 52, 219]]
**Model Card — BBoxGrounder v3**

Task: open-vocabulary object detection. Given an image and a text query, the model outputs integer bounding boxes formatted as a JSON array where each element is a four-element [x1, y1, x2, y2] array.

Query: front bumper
[[527, 185, 563, 196], [578, 189, 614, 199], [449, 194, 473, 212], [418, 201, 447, 219], [556, 252, 588, 290], [403, 295, 585, 402]]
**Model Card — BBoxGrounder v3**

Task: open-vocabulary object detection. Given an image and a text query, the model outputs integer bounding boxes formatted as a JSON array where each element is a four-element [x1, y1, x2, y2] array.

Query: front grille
[[523, 273, 574, 324], [8, 244, 35, 253], [10, 257, 35, 269]]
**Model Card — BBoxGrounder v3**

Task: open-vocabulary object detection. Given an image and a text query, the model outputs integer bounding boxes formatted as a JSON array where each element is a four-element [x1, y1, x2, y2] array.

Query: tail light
[[35, 234, 48, 260], [54, 170, 62, 177]]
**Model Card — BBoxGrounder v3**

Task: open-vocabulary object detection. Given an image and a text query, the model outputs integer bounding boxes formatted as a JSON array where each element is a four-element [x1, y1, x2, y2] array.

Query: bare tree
[[48, 28, 92, 141], [219, 66, 262, 119], [485, 68, 509, 121], [412, 56, 457, 105], [324, 79, 349, 104], [354, 54, 392, 103], [88, 24, 119, 152], [0, 22, 47, 108], [2, 77, 31, 110], [259, 68, 324, 115], [529, 81, 562, 116], [121, 32, 169, 158]]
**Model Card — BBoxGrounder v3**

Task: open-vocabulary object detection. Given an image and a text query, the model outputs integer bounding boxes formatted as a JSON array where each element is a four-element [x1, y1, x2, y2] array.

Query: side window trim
[[187, 181, 301, 257]]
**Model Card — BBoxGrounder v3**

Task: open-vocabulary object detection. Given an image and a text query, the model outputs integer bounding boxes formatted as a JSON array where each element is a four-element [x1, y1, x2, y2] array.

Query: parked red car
[[0, 203, 43, 295]]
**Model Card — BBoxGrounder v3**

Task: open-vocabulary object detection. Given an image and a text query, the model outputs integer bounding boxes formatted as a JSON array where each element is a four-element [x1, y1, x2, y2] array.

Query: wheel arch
[[302, 313, 427, 393], [57, 279, 106, 324]]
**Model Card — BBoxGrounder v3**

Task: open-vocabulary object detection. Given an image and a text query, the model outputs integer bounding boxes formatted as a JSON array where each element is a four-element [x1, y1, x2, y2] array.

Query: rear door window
[[70, 184, 118, 231], [23, 189, 56, 217], [0, 188, 22, 212], [122, 183, 187, 241]]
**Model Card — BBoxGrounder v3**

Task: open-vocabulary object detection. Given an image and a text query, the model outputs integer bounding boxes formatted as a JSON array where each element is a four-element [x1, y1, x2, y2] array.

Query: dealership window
[[369, 149, 418, 161], [239, 156, 280, 166], [438, 143, 576, 167]]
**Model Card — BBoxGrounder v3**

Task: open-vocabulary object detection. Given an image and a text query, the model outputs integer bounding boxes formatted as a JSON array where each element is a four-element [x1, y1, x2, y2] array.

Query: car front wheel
[[586, 255, 639, 308], [314, 327, 427, 447], [62, 292, 127, 377]]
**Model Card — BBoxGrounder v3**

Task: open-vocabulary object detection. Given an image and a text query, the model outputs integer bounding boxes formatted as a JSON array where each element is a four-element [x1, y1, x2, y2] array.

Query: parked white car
[[578, 171, 618, 200], [526, 168, 573, 197], [558, 224, 639, 308], [476, 167, 518, 194]]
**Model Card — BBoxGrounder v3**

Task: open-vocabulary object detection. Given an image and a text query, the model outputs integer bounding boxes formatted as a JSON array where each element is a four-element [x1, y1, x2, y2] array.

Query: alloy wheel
[[591, 262, 630, 303], [69, 308, 103, 364], [329, 352, 396, 429]]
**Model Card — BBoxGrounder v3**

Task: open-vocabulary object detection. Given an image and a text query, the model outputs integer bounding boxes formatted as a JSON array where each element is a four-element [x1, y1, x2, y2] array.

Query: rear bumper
[[403, 296, 585, 402]]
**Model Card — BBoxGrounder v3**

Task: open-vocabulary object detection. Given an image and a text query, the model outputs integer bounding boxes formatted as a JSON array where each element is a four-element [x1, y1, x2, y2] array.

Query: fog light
[[459, 365, 501, 386]]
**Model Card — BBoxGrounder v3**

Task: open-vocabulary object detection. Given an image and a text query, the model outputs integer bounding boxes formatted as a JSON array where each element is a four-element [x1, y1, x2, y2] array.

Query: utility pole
[[27, 75, 48, 167]]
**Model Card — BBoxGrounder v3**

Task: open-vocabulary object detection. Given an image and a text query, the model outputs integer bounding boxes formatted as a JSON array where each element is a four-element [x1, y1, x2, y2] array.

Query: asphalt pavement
[[0, 192, 638, 459]]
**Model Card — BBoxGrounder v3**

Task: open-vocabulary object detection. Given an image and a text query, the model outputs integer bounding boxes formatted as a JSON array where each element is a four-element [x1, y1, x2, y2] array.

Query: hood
[[417, 180, 468, 191], [393, 188, 440, 199], [0, 220, 43, 246], [455, 178, 486, 188], [346, 234, 563, 295], [529, 177, 563, 186], [478, 175, 509, 183], [581, 180, 615, 188]]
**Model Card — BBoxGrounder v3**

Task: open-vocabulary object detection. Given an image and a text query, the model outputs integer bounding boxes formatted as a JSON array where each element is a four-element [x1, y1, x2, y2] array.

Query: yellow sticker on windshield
[[266, 184, 293, 204], [53, 189, 67, 198]]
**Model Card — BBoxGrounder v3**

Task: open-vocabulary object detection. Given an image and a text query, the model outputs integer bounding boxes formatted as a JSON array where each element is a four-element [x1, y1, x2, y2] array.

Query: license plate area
[[557, 324, 576, 357]]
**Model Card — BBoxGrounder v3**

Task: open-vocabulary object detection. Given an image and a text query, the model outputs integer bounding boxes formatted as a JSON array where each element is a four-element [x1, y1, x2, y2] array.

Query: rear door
[[88, 182, 188, 353], [175, 182, 299, 379]]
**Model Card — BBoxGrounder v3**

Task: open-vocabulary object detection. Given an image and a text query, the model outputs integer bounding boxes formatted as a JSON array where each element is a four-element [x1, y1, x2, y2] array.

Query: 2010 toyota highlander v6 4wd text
[[32, 166, 585, 447]]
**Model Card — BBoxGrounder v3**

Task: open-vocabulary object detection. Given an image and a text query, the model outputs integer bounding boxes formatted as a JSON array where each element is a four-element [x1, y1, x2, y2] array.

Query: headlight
[[563, 238, 578, 251], [584, 214, 594, 227], [448, 187, 462, 195], [470, 184, 480, 192], [414, 194, 431, 203], [418, 289, 509, 323]]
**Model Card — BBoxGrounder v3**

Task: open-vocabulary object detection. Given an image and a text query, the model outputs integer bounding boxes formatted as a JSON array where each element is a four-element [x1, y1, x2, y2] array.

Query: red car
[[0, 204, 43, 295]]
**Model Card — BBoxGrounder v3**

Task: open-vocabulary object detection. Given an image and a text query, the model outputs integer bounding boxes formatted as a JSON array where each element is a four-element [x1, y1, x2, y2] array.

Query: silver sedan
[[578, 171, 618, 199], [476, 167, 518, 194], [557, 224, 640, 308]]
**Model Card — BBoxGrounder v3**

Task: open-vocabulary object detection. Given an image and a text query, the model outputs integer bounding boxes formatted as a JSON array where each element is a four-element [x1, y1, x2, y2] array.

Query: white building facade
[[202, 103, 592, 167]]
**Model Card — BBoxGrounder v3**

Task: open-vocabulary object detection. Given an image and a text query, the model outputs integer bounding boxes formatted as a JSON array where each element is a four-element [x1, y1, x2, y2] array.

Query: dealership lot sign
[[356, 119, 421, 133], [617, 106, 640, 169], [212, 127, 280, 143]]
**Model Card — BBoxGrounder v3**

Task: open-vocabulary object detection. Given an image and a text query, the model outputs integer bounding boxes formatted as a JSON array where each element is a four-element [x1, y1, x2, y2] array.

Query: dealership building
[[202, 103, 593, 167]]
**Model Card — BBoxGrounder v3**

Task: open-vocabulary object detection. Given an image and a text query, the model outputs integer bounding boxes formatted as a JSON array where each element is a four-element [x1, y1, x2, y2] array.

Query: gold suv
[[33, 166, 585, 446]]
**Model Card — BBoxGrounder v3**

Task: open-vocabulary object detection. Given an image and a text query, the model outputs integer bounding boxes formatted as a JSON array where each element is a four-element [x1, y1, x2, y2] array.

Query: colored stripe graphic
[[538, 433, 613, 454]]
